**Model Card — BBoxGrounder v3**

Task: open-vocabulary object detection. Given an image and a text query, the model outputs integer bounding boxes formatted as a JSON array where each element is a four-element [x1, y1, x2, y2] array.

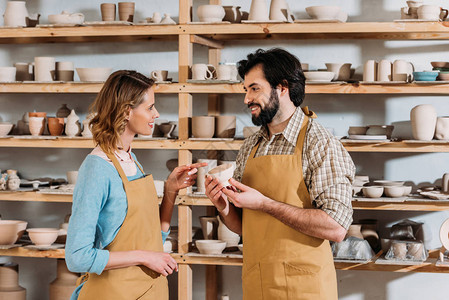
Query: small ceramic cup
[[55, 61, 74, 81], [206, 163, 235, 187], [118, 2, 135, 22], [151, 70, 168, 82], [101, 3, 116, 21], [192, 64, 214, 80]]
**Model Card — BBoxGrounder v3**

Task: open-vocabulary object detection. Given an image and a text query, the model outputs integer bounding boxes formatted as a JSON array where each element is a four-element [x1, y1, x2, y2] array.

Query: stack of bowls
[[431, 62, 449, 80]]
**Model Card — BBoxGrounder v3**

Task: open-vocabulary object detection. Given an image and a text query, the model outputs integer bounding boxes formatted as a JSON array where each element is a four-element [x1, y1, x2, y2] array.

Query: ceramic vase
[[345, 224, 363, 239], [65, 110, 81, 137], [47, 117, 64, 136], [249, 0, 269, 21], [215, 115, 236, 138], [56, 104, 71, 119], [217, 216, 240, 247], [0, 263, 26, 299], [269, 0, 292, 22], [29, 116, 45, 136], [196, 159, 217, 193], [81, 119, 92, 138], [410, 104, 437, 141], [435, 117, 449, 140], [152, 12, 161, 23], [223, 6, 242, 23], [49, 259, 79, 300], [3, 1, 28, 27], [6, 169, 20, 191]]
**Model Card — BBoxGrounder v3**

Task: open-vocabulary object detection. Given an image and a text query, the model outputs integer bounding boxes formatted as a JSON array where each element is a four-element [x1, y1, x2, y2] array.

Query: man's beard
[[251, 88, 280, 127]]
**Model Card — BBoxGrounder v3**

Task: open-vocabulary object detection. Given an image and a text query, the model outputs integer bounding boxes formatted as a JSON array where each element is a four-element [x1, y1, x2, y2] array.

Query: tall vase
[[410, 104, 437, 141], [217, 216, 240, 247], [249, 0, 269, 21], [65, 109, 81, 137], [0, 263, 26, 300], [49, 259, 79, 300]]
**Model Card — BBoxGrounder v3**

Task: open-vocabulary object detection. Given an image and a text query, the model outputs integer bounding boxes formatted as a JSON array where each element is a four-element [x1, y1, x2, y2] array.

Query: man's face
[[243, 64, 280, 126]]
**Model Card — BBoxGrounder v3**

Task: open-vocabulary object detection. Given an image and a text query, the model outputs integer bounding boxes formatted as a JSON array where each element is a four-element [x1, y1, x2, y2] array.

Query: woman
[[66, 70, 205, 299]]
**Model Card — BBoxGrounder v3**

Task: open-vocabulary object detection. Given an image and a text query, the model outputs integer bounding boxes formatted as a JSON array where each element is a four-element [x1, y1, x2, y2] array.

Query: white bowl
[[197, 5, 225, 22], [305, 6, 341, 20], [304, 71, 334, 82], [362, 186, 384, 198], [196, 240, 226, 255], [76, 68, 112, 82], [27, 228, 59, 246], [0, 122, 13, 136], [384, 186, 405, 198], [206, 163, 235, 187], [0, 220, 27, 245], [402, 185, 413, 196]]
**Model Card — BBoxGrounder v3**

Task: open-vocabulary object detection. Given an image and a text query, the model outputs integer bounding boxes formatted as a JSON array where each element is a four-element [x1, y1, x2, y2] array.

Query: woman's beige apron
[[241, 109, 338, 300], [77, 153, 168, 300]]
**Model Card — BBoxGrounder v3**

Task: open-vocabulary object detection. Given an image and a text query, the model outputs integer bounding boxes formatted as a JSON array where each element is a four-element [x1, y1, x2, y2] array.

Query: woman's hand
[[139, 251, 178, 276], [165, 162, 208, 195]]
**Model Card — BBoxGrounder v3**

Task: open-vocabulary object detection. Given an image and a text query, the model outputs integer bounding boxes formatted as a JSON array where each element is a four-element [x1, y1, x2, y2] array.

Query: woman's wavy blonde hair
[[89, 70, 154, 154]]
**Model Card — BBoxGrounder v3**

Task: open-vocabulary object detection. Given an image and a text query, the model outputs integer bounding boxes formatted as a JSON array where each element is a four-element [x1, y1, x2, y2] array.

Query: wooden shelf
[[0, 247, 65, 258], [0, 25, 179, 44], [0, 191, 72, 202], [182, 22, 449, 40]]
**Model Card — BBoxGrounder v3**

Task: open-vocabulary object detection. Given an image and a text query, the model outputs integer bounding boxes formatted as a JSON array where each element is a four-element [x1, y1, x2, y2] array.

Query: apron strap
[[294, 114, 310, 156], [134, 160, 145, 176], [106, 153, 130, 183], [301, 106, 317, 119]]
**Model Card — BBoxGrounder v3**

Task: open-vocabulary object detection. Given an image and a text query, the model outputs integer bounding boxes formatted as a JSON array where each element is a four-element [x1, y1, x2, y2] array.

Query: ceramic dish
[[196, 240, 227, 255], [0, 122, 13, 136], [431, 62, 449, 68], [413, 71, 439, 81], [304, 71, 334, 82]]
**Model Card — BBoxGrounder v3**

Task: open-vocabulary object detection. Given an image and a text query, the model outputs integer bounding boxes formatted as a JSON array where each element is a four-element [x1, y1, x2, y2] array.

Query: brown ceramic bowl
[[431, 61, 449, 69]]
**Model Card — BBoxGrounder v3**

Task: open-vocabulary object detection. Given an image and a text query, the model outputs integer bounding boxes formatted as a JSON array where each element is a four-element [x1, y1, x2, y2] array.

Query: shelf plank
[[0, 247, 65, 258], [342, 140, 449, 152], [0, 191, 72, 202]]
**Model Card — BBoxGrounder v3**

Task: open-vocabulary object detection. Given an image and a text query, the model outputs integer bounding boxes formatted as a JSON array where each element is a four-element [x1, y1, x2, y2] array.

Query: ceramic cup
[[14, 62, 33, 81], [377, 59, 392, 82], [56, 61, 74, 81], [192, 64, 214, 80], [34, 56, 55, 81], [217, 64, 232, 81], [192, 116, 215, 138], [66, 171, 78, 185], [0, 67, 16, 82], [29, 117, 45, 136], [151, 70, 168, 82], [363, 60, 377, 82], [215, 115, 236, 138], [101, 3, 116, 21], [392, 60, 414, 82], [118, 2, 135, 22], [207, 163, 235, 187], [325, 63, 351, 81], [196, 158, 218, 193]]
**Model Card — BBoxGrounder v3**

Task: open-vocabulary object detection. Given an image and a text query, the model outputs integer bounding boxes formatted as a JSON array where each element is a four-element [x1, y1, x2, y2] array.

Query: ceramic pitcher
[[249, 0, 269, 21], [3, 1, 28, 27]]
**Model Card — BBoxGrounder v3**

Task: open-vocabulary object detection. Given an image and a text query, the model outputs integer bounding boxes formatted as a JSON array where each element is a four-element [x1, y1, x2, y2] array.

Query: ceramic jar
[[435, 117, 449, 140], [49, 259, 79, 300], [325, 63, 351, 81], [217, 216, 240, 247], [417, 5, 447, 20], [249, 0, 269, 21], [215, 115, 236, 138], [0, 263, 26, 299], [3, 1, 28, 27], [6, 169, 20, 191], [197, 5, 225, 22], [192, 116, 215, 138], [65, 110, 81, 137], [363, 60, 377, 82], [56, 104, 71, 119], [47, 117, 64, 136], [34, 57, 55, 82], [410, 104, 437, 141], [223, 6, 242, 23], [269, 0, 292, 22], [196, 159, 217, 193]]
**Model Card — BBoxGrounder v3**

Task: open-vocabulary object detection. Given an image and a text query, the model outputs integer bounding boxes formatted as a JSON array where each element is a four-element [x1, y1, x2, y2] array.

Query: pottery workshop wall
[[2, 0, 449, 299]]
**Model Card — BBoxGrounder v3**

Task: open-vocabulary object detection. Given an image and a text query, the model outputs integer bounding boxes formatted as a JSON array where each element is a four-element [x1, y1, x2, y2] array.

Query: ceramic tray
[[83, 21, 132, 26], [24, 243, 65, 251], [187, 79, 241, 84], [333, 257, 373, 263], [0, 136, 12, 139], [22, 81, 66, 83], [135, 136, 167, 140], [58, 136, 93, 139], [0, 25, 25, 29], [294, 19, 342, 23], [189, 192, 208, 198], [187, 21, 231, 25]]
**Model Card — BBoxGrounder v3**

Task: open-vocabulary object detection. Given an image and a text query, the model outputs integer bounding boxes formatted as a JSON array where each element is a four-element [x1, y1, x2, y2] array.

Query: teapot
[[48, 11, 84, 25]]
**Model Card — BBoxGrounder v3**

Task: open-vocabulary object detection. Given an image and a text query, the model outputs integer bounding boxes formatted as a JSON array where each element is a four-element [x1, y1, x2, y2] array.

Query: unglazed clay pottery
[[345, 224, 363, 239], [0, 220, 27, 244], [435, 117, 449, 140], [47, 117, 64, 136], [217, 216, 240, 247], [0, 263, 26, 300], [48, 11, 84, 24], [215, 115, 236, 138], [362, 186, 384, 198], [56, 104, 71, 119], [207, 163, 235, 187], [392, 60, 414, 82], [348, 126, 368, 135], [325, 63, 351, 81], [199, 216, 218, 239], [304, 71, 334, 82], [14, 62, 33, 81], [366, 125, 394, 138], [29, 117, 45, 136], [269, 0, 292, 22], [118, 2, 135, 22], [223, 6, 241, 23], [49, 259, 79, 300], [65, 110, 81, 137], [151, 12, 162, 23], [363, 60, 377, 82], [417, 5, 447, 20], [196, 240, 226, 255], [377, 59, 392, 81], [192, 116, 215, 138], [217, 64, 232, 81], [410, 104, 437, 141], [160, 13, 176, 24], [305, 6, 341, 20], [34, 57, 55, 82], [55, 61, 74, 81], [158, 123, 176, 138], [402, 185, 412, 196], [384, 186, 406, 198], [191, 64, 214, 80], [76, 68, 112, 82], [197, 5, 225, 22], [0, 122, 13, 136], [66, 171, 78, 185], [196, 159, 217, 193], [151, 70, 168, 82], [3, 1, 28, 27], [249, 0, 269, 21], [100, 3, 116, 21], [27, 228, 59, 246], [0, 67, 16, 82]]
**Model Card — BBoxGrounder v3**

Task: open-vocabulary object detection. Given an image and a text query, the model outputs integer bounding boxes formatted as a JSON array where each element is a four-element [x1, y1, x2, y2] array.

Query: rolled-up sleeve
[[65, 157, 110, 275]]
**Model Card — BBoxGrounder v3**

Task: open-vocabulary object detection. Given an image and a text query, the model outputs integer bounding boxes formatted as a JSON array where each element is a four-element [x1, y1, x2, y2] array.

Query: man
[[205, 48, 355, 299]]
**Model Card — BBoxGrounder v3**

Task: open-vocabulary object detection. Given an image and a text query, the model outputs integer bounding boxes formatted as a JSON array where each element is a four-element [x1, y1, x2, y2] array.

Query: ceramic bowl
[[243, 126, 260, 138], [348, 126, 368, 135], [207, 163, 235, 187], [0, 122, 13, 137], [76, 68, 112, 82], [366, 125, 394, 139], [438, 71, 449, 81], [304, 71, 334, 82], [197, 5, 225, 22], [305, 6, 341, 20], [27, 228, 59, 246], [402, 185, 413, 196], [373, 180, 405, 186], [384, 186, 406, 198], [0, 220, 28, 245], [431, 61, 449, 69], [413, 71, 438, 81], [196, 240, 227, 255], [362, 186, 384, 198], [0, 67, 17, 82]]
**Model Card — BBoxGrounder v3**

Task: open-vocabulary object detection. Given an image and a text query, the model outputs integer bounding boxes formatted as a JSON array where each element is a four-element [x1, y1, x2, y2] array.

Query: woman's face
[[127, 88, 159, 136]]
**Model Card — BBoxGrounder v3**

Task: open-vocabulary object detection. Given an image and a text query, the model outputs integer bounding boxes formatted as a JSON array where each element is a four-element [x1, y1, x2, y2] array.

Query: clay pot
[[392, 60, 414, 82], [435, 117, 449, 140], [0, 263, 26, 300], [192, 116, 215, 138], [345, 224, 363, 239], [223, 6, 242, 23], [159, 123, 176, 138], [27, 228, 59, 246], [217, 216, 240, 247], [215, 116, 236, 138], [196, 240, 226, 255], [199, 216, 218, 239], [56, 104, 71, 118], [410, 104, 437, 141], [392, 242, 407, 260], [443, 173, 449, 193], [48, 11, 84, 25], [49, 259, 79, 300], [118, 2, 135, 22], [101, 3, 116, 21], [197, 5, 225, 22], [249, 0, 269, 21], [47, 117, 64, 136]]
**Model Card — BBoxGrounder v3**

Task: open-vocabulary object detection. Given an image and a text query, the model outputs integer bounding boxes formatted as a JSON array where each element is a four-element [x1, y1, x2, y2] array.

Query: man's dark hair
[[237, 48, 305, 107]]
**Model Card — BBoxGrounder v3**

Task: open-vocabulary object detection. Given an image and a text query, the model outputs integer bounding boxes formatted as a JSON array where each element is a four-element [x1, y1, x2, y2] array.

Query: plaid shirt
[[234, 106, 355, 230]]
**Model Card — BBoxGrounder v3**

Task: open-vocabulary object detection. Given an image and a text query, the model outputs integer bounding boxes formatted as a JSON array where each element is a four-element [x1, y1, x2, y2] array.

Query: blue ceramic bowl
[[413, 71, 439, 82]]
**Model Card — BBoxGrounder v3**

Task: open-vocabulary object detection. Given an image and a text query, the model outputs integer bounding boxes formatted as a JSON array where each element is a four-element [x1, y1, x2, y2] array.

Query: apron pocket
[[242, 263, 263, 300], [284, 262, 320, 300]]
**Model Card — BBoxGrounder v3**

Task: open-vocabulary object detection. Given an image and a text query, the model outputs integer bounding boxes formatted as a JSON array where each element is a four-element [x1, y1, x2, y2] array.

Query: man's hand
[[222, 178, 270, 211], [205, 175, 228, 212]]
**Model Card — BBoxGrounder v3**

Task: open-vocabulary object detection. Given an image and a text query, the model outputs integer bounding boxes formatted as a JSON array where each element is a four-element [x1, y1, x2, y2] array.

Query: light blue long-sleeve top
[[65, 153, 169, 299]]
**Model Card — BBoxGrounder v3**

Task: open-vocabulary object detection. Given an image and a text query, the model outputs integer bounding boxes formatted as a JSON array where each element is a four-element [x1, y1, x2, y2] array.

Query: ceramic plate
[[187, 21, 231, 25], [294, 19, 343, 23], [24, 243, 64, 251], [348, 134, 388, 140], [187, 79, 241, 84], [83, 21, 132, 26]]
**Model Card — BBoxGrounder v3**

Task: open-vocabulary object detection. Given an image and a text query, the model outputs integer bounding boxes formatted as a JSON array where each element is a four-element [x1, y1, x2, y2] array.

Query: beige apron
[[241, 109, 338, 300], [77, 153, 168, 300]]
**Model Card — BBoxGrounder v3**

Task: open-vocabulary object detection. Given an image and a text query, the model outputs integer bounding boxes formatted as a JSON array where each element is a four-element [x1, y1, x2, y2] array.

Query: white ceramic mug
[[418, 5, 448, 20], [377, 59, 392, 82], [392, 60, 414, 82], [192, 64, 214, 80], [34, 57, 55, 81], [151, 70, 168, 82], [363, 60, 377, 82], [217, 64, 232, 80]]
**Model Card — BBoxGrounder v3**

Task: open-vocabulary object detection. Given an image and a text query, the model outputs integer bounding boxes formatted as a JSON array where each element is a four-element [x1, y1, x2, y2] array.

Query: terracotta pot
[[217, 216, 240, 247], [345, 224, 363, 239], [0, 263, 26, 300], [192, 116, 215, 138], [47, 117, 64, 136], [410, 104, 437, 141], [215, 116, 236, 138], [49, 260, 79, 300]]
